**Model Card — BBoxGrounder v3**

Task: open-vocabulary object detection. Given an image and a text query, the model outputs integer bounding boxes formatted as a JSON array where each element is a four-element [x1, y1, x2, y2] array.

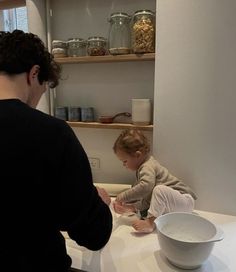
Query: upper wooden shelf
[[55, 53, 155, 64], [0, 0, 25, 9], [67, 121, 153, 131]]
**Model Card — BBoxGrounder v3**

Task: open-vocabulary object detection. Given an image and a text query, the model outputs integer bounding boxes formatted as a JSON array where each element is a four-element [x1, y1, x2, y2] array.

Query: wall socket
[[88, 157, 100, 170]]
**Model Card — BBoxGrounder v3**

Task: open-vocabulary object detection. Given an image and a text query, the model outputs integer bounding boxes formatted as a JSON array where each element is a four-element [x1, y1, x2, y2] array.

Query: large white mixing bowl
[[154, 212, 224, 269]]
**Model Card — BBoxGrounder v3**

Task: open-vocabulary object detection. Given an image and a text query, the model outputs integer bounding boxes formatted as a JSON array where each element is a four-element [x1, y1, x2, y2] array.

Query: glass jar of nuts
[[132, 10, 155, 53], [87, 36, 107, 56]]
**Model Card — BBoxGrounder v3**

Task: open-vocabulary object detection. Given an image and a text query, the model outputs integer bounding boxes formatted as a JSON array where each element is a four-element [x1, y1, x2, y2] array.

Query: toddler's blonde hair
[[113, 129, 150, 155]]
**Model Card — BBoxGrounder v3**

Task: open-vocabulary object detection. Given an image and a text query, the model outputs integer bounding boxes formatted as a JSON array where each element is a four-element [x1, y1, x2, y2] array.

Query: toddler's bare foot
[[132, 218, 155, 233]]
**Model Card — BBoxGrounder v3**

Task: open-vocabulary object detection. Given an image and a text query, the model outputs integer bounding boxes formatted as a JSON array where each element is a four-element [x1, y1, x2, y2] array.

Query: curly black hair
[[0, 30, 61, 88]]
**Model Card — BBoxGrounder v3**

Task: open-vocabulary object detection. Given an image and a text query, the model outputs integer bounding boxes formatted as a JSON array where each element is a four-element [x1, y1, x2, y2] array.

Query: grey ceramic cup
[[81, 107, 94, 122], [68, 106, 81, 121], [55, 106, 68, 121]]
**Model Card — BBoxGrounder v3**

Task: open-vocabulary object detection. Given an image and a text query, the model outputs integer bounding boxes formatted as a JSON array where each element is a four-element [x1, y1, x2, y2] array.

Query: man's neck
[[0, 74, 28, 102]]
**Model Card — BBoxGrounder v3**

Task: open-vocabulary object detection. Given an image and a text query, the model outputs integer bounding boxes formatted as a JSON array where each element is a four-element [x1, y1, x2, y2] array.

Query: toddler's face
[[115, 149, 144, 171]]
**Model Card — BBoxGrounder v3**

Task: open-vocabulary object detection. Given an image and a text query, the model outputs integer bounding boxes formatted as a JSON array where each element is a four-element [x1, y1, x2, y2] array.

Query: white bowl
[[154, 212, 224, 270]]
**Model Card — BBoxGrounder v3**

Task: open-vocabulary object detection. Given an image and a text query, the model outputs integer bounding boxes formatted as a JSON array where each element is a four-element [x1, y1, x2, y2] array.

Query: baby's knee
[[153, 185, 167, 195]]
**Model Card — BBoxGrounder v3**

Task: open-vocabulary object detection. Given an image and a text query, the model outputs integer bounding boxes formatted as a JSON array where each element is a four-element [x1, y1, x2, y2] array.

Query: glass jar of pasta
[[132, 10, 155, 53]]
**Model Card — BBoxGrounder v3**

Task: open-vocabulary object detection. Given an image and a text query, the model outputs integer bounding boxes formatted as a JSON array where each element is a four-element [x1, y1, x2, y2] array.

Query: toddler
[[113, 129, 197, 233]]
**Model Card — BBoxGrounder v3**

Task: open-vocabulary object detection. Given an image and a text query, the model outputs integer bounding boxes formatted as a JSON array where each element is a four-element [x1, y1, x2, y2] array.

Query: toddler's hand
[[113, 200, 135, 214], [113, 201, 125, 214]]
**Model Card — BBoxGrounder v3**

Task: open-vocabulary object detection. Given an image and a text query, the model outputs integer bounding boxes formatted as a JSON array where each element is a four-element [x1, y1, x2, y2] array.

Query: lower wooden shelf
[[67, 121, 153, 131]]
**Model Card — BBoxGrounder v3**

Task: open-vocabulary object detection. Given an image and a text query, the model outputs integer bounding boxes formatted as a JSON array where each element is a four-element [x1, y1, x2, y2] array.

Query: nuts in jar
[[87, 36, 107, 56], [132, 10, 155, 53]]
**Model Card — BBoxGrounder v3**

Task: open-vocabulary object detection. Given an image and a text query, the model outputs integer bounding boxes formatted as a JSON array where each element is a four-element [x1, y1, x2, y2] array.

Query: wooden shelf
[[0, 0, 25, 9], [67, 121, 153, 131], [57, 53, 155, 131], [55, 53, 155, 64]]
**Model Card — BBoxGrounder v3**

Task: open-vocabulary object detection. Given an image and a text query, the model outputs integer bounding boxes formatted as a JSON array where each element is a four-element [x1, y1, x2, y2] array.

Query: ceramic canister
[[81, 107, 94, 122], [131, 98, 151, 125], [68, 106, 81, 121], [55, 106, 68, 121]]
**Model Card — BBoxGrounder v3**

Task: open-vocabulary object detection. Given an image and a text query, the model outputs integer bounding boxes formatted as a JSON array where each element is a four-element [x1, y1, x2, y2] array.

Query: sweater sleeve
[[55, 125, 112, 250], [116, 165, 156, 204]]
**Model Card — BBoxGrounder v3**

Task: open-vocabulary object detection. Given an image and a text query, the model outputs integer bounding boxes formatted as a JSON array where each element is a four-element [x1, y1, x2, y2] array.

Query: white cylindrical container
[[132, 99, 151, 125]]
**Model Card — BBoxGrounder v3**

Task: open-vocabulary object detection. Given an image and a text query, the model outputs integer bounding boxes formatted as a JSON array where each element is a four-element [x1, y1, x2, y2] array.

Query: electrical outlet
[[88, 157, 100, 170]]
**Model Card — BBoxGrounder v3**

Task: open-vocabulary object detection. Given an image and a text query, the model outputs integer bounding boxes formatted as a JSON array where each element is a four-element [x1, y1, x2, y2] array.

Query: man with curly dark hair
[[0, 30, 112, 272]]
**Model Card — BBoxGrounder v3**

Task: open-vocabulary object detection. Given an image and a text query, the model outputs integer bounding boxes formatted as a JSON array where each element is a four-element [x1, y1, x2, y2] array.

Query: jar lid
[[110, 12, 131, 19], [68, 38, 87, 46], [52, 48, 66, 54], [134, 9, 155, 16], [87, 36, 107, 42], [52, 39, 65, 43], [52, 40, 67, 48]]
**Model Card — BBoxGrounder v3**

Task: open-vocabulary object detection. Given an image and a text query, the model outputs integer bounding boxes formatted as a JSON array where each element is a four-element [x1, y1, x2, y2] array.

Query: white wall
[[26, 0, 50, 114], [154, 0, 236, 215], [72, 128, 153, 184]]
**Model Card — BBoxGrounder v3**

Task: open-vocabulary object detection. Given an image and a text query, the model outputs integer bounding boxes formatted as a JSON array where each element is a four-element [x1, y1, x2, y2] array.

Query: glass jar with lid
[[132, 10, 155, 53], [87, 36, 107, 56], [51, 40, 68, 58], [67, 38, 87, 57], [52, 40, 67, 49], [108, 12, 131, 55], [52, 48, 67, 58]]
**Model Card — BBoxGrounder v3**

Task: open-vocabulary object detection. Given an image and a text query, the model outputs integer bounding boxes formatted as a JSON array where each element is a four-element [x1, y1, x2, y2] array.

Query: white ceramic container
[[154, 212, 224, 270], [132, 98, 151, 125]]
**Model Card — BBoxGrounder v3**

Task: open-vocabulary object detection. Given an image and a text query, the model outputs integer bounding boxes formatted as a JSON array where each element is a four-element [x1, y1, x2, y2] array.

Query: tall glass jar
[[108, 12, 131, 55], [132, 10, 155, 53]]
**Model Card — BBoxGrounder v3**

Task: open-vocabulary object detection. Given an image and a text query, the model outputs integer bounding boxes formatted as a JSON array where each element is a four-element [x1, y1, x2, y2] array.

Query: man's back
[[0, 99, 112, 271]]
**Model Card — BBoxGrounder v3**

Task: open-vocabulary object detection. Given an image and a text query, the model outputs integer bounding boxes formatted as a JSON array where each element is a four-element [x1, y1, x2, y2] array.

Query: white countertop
[[65, 203, 236, 272]]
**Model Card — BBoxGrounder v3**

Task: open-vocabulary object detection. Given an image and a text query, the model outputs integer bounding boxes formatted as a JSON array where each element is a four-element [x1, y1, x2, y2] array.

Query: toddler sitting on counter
[[112, 129, 197, 233]]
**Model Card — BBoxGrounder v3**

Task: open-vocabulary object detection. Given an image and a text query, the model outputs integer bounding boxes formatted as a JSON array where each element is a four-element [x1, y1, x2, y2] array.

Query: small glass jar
[[52, 40, 67, 49], [132, 10, 155, 53], [108, 12, 131, 55], [51, 40, 68, 58], [67, 38, 87, 57], [52, 47, 67, 58], [87, 36, 107, 56]]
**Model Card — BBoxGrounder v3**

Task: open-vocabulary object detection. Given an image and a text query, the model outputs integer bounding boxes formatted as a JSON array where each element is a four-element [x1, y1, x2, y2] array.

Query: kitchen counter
[[64, 203, 236, 272]]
